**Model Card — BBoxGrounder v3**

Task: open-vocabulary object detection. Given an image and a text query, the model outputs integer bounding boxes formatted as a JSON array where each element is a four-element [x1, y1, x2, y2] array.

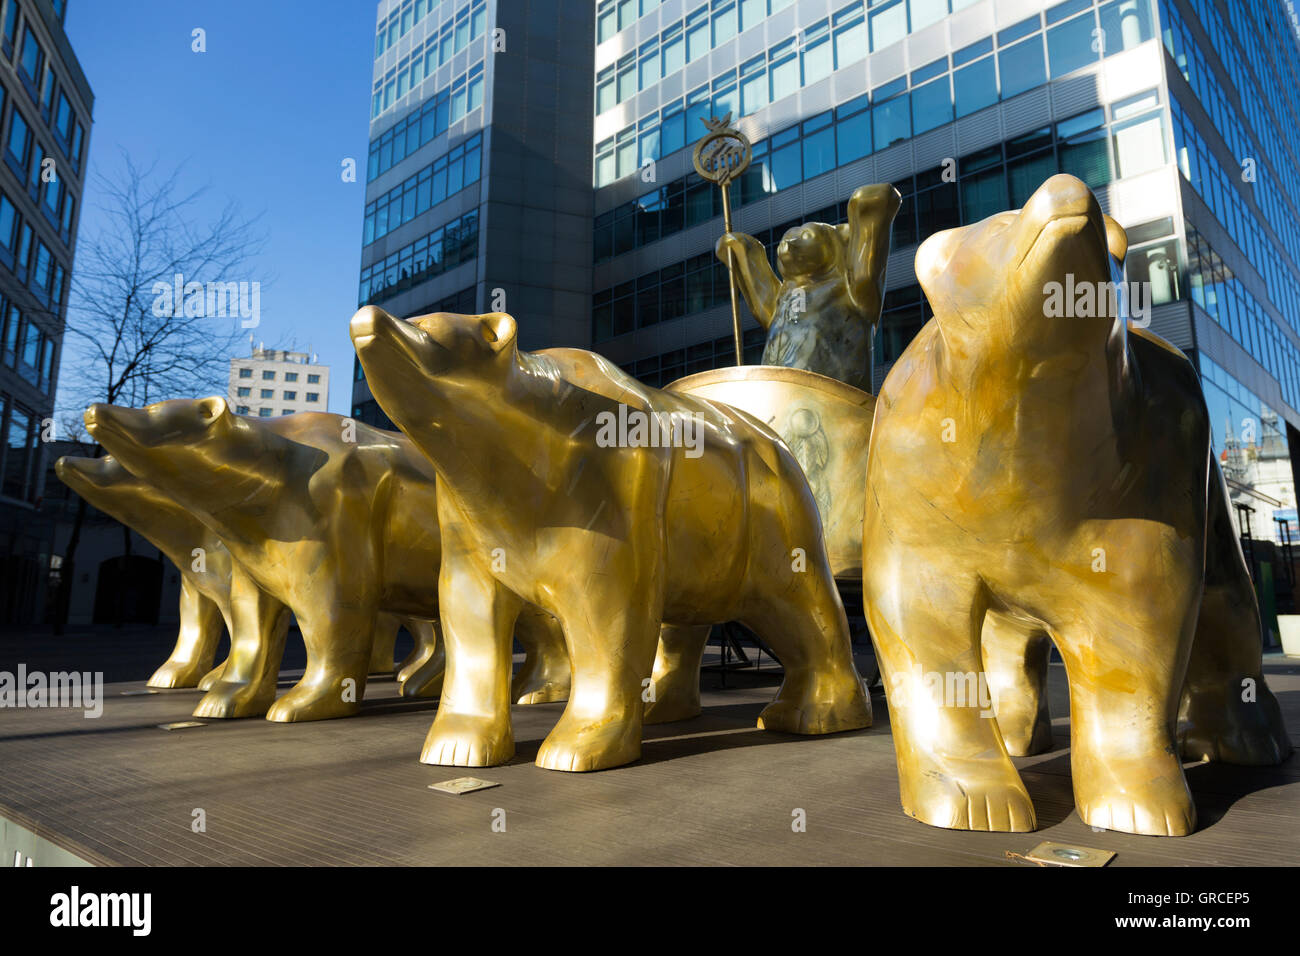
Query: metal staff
[[692, 114, 752, 366]]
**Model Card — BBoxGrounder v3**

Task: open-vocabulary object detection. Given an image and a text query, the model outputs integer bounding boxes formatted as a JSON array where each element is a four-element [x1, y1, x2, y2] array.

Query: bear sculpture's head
[[776, 221, 848, 281], [84, 397, 243, 505], [913, 174, 1128, 363], [350, 306, 518, 435]]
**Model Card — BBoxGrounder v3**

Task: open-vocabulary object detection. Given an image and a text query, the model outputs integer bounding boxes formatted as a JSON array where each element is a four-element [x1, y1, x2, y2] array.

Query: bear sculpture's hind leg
[[643, 624, 710, 725], [397, 619, 445, 699], [194, 574, 290, 719], [744, 585, 871, 736], [266, 601, 375, 723], [981, 612, 1054, 757], [149, 580, 225, 689], [511, 606, 571, 705]]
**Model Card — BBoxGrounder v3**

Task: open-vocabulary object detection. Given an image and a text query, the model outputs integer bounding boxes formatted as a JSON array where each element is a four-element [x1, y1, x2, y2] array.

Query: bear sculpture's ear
[[477, 312, 517, 354], [1102, 214, 1128, 263], [198, 395, 233, 427], [836, 223, 851, 247]]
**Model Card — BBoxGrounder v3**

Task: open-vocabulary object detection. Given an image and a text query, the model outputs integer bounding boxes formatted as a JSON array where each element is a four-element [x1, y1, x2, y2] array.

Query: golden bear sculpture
[[85, 403, 569, 721], [55, 455, 241, 690], [862, 174, 1291, 836], [983, 454, 1293, 768], [350, 305, 871, 772], [55, 456, 437, 694], [716, 183, 899, 392]]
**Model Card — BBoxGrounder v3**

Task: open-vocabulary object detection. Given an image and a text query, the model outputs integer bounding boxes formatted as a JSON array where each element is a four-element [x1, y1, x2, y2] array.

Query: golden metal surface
[[862, 174, 1291, 836], [54, 455, 234, 689], [84, 403, 570, 720], [666, 365, 875, 579], [350, 305, 870, 772], [984, 455, 1294, 769], [716, 184, 899, 392]]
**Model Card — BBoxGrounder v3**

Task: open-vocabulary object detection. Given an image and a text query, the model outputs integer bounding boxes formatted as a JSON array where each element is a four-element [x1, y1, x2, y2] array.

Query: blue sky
[[64, 0, 378, 414]]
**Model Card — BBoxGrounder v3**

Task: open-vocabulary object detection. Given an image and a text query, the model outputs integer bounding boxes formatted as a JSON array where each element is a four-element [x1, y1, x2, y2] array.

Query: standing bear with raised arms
[[716, 183, 900, 392]]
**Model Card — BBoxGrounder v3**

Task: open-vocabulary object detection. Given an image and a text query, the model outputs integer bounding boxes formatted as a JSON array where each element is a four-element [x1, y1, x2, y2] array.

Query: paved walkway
[[1, 625, 1297, 865]]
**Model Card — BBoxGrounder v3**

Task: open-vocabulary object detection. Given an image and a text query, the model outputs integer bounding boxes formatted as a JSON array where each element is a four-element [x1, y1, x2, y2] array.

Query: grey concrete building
[[352, 0, 595, 428], [229, 344, 330, 419], [0, 0, 91, 625]]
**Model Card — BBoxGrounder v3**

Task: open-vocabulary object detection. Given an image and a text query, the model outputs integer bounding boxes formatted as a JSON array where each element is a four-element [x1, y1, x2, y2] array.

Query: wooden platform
[[1, 626, 1297, 866]]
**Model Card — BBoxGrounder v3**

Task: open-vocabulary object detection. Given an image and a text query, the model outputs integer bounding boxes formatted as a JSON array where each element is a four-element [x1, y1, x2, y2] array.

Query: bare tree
[[51, 152, 265, 632]]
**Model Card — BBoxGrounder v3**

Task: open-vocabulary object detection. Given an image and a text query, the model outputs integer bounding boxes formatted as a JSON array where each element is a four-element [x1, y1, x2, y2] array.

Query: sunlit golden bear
[[55, 455, 444, 701], [55, 455, 238, 690], [717, 183, 899, 392], [85, 404, 568, 720], [351, 305, 870, 772], [862, 174, 1290, 836]]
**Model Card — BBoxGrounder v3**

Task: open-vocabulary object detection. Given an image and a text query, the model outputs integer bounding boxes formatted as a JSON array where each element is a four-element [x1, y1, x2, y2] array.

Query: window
[[872, 92, 910, 150], [2, 1, 17, 49], [661, 24, 684, 76], [285, 371, 298, 382], [258, 408, 273, 417], [998, 36, 1046, 99], [1112, 102, 1166, 178], [1047, 13, 1098, 77], [911, 77, 951, 134], [31, 240, 50, 294], [954, 55, 997, 117], [19, 27, 43, 85], [236, 405, 250, 414], [960, 147, 1007, 223], [0, 192, 15, 253], [1099, 0, 1153, 56], [801, 22, 832, 86], [20, 316, 39, 369], [870, 1, 907, 51], [260, 388, 273, 398], [262, 370, 274, 380], [2, 303, 18, 361], [7, 109, 30, 168], [713, 1, 737, 47], [237, 386, 250, 397], [909, 0, 948, 32], [769, 40, 798, 102], [1057, 108, 1110, 187], [239, 367, 252, 378], [306, 392, 320, 403], [801, 112, 835, 179], [833, 8, 866, 69], [283, 390, 297, 400], [4, 404, 33, 500], [836, 99, 871, 165], [308, 373, 320, 384]]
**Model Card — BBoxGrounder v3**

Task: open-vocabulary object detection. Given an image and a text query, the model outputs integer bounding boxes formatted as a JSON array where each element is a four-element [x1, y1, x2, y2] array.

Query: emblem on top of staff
[[692, 113, 752, 187]]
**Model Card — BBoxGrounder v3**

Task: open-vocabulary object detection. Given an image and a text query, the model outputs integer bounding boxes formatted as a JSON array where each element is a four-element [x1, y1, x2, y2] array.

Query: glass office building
[[352, 0, 1300, 547], [0, 0, 92, 624], [590, 0, 1300, 544], [352, 0, 596, 428]]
